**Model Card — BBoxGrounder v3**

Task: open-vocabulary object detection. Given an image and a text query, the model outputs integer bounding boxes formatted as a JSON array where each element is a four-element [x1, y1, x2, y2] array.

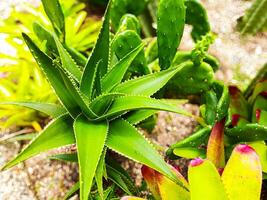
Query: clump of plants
[[1, 0, 266, 199], [0, 0, 101, 131]]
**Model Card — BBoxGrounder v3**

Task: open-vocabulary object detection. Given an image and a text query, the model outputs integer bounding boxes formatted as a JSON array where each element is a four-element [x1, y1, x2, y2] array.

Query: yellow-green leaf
[[221, 144, 262, 200]]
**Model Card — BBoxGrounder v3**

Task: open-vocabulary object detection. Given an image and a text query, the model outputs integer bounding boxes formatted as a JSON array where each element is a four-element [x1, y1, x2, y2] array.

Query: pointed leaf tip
[[141, 165, 189, 200]]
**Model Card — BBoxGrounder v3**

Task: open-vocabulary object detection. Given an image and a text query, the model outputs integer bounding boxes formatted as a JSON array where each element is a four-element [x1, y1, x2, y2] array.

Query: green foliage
[[1, 1, 206, 199], [0, 0, 101, 130], [126, 144, 262, 200], [237, 0, 267, 35], [167, 62, 267, 179], [157, 0, 186, 70]]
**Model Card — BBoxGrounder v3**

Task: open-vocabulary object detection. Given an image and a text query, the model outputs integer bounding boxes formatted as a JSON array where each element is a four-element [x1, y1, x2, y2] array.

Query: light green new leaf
[[113, 62, 189, 96], [95, 96, 192, 121], [80, 3, 111, 99], [0, 102, 66, 118], [22, 33, 80, 118], [74, 115, 109, 200], [41, 0, 65, 38], [106, 118, 187, 190], [188, 159, 228, 200], [2, 114, 75, 170], [54, 36, 82, 82], [89, 93, 125, 116], [59, 68, 97, 119], [101, 44, 144, 92]]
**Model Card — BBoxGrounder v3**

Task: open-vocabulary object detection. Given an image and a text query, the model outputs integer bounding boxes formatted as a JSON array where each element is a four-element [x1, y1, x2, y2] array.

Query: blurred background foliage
[[0, 0, 101, 131]]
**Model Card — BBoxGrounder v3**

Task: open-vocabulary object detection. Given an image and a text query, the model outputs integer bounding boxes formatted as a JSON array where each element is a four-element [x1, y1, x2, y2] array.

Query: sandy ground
[[0, 0, 266, 199]]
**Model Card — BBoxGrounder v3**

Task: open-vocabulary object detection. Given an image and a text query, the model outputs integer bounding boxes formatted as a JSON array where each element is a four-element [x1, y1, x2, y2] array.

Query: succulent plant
[[123, 145, 262, 199]]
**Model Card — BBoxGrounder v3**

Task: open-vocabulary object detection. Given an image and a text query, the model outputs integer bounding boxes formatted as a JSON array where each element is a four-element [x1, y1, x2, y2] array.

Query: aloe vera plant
[[123, 144, 262, 200], [0, 0, 101, 131], [237, 0, 267, 35], [0, 0, 210, 199]]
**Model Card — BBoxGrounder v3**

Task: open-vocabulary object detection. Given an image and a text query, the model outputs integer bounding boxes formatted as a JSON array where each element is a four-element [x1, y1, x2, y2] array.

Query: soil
[[0, 0, 267, 199]]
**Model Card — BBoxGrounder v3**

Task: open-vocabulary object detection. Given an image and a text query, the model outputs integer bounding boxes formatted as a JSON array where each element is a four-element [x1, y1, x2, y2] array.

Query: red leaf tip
[[236, 144, 255, 154], [190, 158, 204, 167], [231, 114, 240, 127], [229, 86, 240, 96], [255, 109, 261, 122]]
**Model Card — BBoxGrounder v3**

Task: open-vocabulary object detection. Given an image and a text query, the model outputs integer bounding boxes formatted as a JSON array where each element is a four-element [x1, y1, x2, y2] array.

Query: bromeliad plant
[[0, 0, 209, 199], [123, 144, 262, 200], [166, 61, 267, 177]]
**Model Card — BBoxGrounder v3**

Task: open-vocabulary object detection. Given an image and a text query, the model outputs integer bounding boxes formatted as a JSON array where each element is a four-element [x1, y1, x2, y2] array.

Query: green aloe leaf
[[49, 152, 137, 195], [125, 110, 157, 125], [80, 2, 111, 99], [59, 67, 97, 119], [188, 159, 228, 200], [95, 96, 192, 121], [222, 144, 262, 200], [0, 102, 66, 118], [237, 0, 267, 35], [63, 182, 80, 200], [157, 0, 186, 69], [106, 118, 188, 190], [74, 115, 109, 200], [22, 33, 80, 118], [89, 93, 125, 116], [54, 35, 82, 82], [95, 148, 107, 199], [106, 157, 138, 195], [41, 0, 65, 39], [113, 62, 189, 96], [32, 22, 58, 56], [2, 115, 75, 170], [101, 44, 144, 92], [50, 153, 78, 162]]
